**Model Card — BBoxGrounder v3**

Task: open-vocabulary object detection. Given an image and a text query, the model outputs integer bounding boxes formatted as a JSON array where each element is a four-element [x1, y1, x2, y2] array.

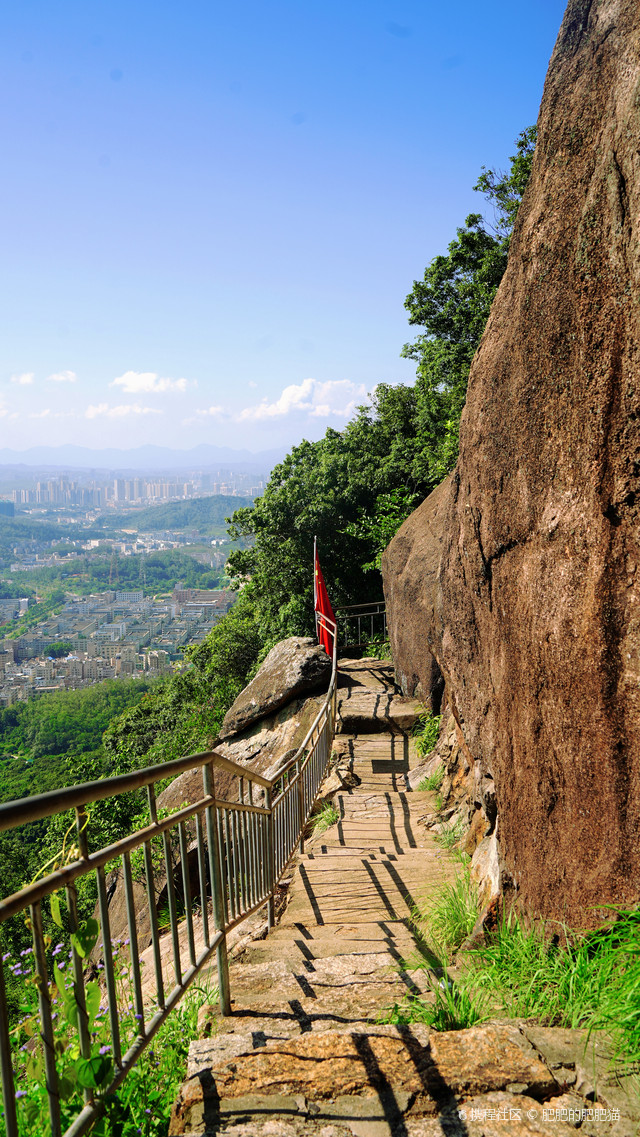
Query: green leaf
[[58, 1066, 78, 1100], [23, 1098, 43, 1123], [53, 963, 68, 998], [85, 980, 100, 1030], [25, 1051, 44, 1085], [64, 986, 80, 1029], [76, 1054, 112, 1089], [50, 890, 64, 928], [70, 916, 99, 959]]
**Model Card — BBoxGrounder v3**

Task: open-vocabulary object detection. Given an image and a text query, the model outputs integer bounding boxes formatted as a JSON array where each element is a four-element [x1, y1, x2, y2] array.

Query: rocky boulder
[[381, 475, 451, 710], [385, 0, 640, 927], [219, 636, 331, 739]]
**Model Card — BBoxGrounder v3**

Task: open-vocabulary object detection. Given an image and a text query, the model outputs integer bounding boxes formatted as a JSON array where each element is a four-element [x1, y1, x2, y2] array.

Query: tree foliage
[[227, 128, 536, 640], [401, 126, 536, 483]]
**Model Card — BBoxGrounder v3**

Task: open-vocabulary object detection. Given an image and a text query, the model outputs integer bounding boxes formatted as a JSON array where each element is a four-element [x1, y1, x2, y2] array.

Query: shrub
[[413, 711, 442, 757]]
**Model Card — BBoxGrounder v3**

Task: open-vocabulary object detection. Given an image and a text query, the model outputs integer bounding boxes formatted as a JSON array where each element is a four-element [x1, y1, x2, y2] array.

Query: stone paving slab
[[244, 925, 424, 966], [171, 1024, 568, 1136], [336, 692, 422, 735]]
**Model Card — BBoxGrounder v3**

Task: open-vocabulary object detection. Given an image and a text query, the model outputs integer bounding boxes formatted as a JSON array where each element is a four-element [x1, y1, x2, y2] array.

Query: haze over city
[[1, 0, 565, 459]]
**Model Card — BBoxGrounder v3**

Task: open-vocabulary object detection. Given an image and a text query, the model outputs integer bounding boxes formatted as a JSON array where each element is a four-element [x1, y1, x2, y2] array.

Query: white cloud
[[29, 409, 52, 419], [238, 378, 367, 422], [85, 403, 163, 419], [111, 370, 190, 394], [196, 405, 225, 418], [47, 370, 77, 383], [10, 372, 34, 385], [182, 405, 225, 426]]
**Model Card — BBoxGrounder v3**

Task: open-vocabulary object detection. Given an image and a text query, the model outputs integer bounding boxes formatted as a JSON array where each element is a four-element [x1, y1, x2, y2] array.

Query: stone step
[[220, 954, 432, 1016], [335, 689, 422, 734], [337, 658, 398, 694], [172, 1022, 572, 1137], [240, 921, 424, 966]]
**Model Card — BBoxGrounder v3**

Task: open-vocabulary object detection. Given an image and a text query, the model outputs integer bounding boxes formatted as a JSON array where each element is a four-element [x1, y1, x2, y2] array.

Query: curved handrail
[[0, 617, 339, 1137]]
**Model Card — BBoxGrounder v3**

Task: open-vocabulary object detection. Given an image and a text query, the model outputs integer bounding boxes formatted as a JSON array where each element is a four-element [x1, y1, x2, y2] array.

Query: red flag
[[314, 539, 336, 657]]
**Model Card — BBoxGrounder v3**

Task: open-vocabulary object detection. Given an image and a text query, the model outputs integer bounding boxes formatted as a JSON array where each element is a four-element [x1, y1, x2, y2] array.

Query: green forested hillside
[[0, 677, 159, 802], [0, 552, 225, 620], [0, 676, 163, 993], [102, 493, 251, 533]]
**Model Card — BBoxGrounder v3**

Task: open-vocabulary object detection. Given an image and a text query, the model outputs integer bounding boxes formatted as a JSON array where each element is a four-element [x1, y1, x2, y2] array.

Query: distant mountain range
[[0, 443, 286, 473]]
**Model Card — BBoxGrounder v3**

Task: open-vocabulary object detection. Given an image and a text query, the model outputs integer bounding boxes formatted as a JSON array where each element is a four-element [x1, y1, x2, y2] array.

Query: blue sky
[[0, 0, 566, 454]]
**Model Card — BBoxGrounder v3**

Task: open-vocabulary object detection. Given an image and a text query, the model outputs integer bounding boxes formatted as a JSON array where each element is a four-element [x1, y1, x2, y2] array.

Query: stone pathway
[[170, 660, 638, 1137]]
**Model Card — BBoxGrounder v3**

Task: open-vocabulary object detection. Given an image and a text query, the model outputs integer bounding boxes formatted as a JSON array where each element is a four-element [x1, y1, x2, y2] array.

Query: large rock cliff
[[383, 0, 640, 927]]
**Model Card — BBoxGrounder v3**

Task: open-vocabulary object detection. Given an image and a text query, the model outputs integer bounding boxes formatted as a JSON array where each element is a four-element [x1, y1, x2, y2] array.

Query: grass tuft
[[312, 801, 340, 833], [413, 711, 442, 757], [412, 862, 479, 959], [417, 765, 445, 792], [467, 906, 640, 1071], [434, 816, 467, 850], [380, 975, 486, 1031]]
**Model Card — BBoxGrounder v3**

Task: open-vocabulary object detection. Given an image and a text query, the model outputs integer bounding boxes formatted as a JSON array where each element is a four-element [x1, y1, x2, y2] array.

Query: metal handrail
[[0, 615, 338, 1137], [334, 600, 386, 647]]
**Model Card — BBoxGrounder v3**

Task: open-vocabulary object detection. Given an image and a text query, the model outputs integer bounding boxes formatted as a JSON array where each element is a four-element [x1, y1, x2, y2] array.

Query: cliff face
[[382, 476, 451, 709], [384, 0, 640, 926]]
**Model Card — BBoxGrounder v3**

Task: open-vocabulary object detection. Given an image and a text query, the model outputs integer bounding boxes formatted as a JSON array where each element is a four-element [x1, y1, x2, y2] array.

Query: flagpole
[[313, 534, 318, 641]]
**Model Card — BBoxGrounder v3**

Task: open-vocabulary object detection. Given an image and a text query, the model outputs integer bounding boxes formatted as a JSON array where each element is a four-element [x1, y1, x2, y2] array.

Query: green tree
[[47, 641, 73, 659], [225, 129, 536, 637], [402, 126, 537, 482]]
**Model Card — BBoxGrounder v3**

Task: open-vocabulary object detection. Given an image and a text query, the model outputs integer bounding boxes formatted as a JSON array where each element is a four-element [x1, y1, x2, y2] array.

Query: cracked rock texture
[[383, 0, 640, 927], [220, 638, 331, 739], [170, 1021, 638, 1136]]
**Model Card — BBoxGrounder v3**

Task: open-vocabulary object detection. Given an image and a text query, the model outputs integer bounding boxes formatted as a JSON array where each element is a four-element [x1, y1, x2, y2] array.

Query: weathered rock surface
[[220, 637, 331, 739], [383, 0, 640, 927], [381, 476, 451, 710], [170, 1020, 638, 1136]]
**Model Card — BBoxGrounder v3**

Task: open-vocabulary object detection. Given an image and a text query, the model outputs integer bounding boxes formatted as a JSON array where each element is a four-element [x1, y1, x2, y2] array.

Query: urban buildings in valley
[[0, 587, 234, 706]]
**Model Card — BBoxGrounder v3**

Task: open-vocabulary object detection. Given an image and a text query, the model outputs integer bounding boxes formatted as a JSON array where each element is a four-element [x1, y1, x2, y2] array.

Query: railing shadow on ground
[[0, 616, 338, 1137]]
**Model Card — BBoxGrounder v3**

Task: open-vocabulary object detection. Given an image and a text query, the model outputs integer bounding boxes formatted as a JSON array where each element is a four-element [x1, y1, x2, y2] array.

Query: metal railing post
[[265, 785, 275, 928], [203, 763, 231, 1015], [0, 954, 18, 1137], [297, 760, 305, 854]]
